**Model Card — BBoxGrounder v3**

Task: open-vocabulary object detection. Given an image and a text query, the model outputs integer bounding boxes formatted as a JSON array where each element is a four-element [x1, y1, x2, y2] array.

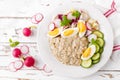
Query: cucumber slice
[[96, 38, 105, 47], [92, 53, 100, 60], [81, 59, 92, 68], [93, 58, 100, 64], [93, 30, 104, 38], [94, 43, 100, 53], [99, 48, 104, 54]]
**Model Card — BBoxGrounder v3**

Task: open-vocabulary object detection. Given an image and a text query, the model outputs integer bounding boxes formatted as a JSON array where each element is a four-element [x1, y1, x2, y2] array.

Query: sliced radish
[[14, 60, 24, 70], [67, 12, 76, 20], [31, 13, 43, 24], [35, 13, 43, 21], [86, 30, 92, 36], [88, 34, 97, 42], [48, 23, 56, 31], [42, 64, 52, 73], [53, 19, 61, 27], [20, 45, 29, 54], [80, 11, 89, 21], [86, 22, 92, 30], [71, 22, 77, 28], [57, 14, 63, 20], [63, 26, 69, 29], [8, 62, 17, 72], [31, 15, 38, 24]]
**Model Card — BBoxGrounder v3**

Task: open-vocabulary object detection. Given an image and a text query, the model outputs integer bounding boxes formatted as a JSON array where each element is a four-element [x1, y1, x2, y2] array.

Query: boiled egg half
[[77, 20, 87, 38], [47, 28, 61, 38], [81, 45, 96, 60], [61, 28, 78, 38]]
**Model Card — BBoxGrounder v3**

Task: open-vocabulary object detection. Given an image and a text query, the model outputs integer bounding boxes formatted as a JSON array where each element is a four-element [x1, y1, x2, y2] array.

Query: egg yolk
[[48, 28, 59, 36], [77, 22, 86, 33], [82, 48, 91, 58], [63, 29, 74, 36]]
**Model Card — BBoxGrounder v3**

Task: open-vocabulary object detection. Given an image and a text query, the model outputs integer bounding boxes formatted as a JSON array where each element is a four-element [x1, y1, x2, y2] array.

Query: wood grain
[[0, 0, 120, 80]]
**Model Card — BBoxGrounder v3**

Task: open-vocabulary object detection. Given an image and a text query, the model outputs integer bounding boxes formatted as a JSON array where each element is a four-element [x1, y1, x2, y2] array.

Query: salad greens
[[61, 15, 71, 26], [72, 10, 81, 18], [9, 38, 20, 47]]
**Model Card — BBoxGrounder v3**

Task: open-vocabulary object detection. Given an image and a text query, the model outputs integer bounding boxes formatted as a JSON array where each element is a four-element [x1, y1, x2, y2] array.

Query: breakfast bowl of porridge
[[37, 2, 113, 78]]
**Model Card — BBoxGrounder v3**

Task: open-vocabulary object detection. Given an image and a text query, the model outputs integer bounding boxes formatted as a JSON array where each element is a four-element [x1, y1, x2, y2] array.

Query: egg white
[[81, 45, 96, 60], [77, 20, 86, 38], [79, 31, 86, 38], [61, 28, 78, 38], [47, 28, 61, 38]]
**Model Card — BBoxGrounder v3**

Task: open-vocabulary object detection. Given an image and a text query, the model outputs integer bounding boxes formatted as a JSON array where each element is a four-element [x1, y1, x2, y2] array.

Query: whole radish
[[12, 48, 22, 58], [24, 56, 35, 67], [23, 27, 32, 37]]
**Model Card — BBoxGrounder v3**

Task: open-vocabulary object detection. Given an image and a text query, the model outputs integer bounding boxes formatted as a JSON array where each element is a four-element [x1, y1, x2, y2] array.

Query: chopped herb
[[72, 10, 81, 18], [61, 15, 71, 26], [9, 38, 20, 47]]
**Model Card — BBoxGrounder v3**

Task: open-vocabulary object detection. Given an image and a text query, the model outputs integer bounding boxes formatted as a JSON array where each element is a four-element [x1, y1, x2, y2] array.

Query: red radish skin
[[14, 60, 24, 70], [57, 14, 63, 20], [24, 56, 35, 67], [85, 22, 92, 30], [23, 28, 32, 37], [20, 45, 29, 54], [12, 48, 22, 58]]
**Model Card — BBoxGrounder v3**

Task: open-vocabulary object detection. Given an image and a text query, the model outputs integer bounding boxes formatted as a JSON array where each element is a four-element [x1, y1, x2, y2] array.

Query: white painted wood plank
[[0, 43, 44, 67], [0, 0, 119, 80], [0, 43, 37, 55], [0, 43, 120, 70], [0, 70, 120, 80], [0, 0, 62, 17], [0, 19, 37, 42], [0, 0, 97, 17]]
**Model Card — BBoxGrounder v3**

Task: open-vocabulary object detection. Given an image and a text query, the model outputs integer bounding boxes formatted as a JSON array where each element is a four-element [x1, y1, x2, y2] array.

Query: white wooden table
[[0, 0, 120, 80]]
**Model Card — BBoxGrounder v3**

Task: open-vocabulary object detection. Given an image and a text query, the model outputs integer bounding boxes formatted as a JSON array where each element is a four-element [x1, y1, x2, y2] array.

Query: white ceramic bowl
[[37, 2, 113, 78]]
